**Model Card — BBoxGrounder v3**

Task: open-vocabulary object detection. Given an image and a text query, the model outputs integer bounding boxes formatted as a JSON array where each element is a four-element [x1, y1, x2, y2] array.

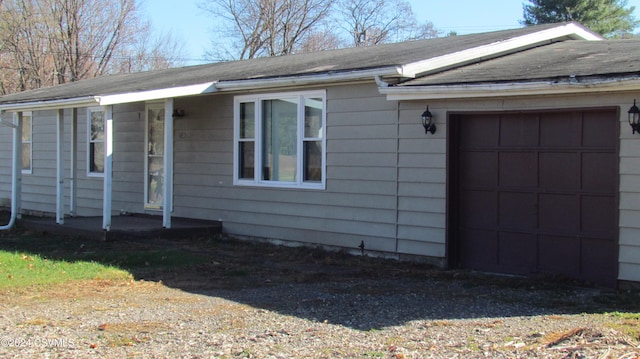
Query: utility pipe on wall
[[0, 112, 22, 230]]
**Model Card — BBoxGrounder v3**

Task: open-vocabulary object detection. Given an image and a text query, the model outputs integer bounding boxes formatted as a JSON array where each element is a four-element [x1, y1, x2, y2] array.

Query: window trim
[[233, 90, 326, 190], [21, 111, 32, 175], [86, 106, 105, 177]]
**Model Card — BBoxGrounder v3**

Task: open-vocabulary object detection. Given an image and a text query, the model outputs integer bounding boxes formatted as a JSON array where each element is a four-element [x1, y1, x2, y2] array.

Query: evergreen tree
[[522, 0, 639, 38]]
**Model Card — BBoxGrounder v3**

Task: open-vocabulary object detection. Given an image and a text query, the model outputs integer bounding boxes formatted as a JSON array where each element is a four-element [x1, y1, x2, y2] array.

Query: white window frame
[[86, 107, 105, 177], [233, 90, 326, 190], [21, 111, 32, 175]]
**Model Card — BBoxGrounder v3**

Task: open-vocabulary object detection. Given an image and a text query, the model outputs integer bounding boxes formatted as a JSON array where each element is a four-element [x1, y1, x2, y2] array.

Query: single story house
[[1, 22, 639, 287]]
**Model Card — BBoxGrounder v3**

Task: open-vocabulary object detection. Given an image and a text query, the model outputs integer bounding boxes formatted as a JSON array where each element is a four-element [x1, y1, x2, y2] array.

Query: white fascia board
[[97, 82, 218, 106], [0, 96, 97, 112], [380, 77, 640, 101], [400, 23, 603, 78], [214, 67, 401, 91]]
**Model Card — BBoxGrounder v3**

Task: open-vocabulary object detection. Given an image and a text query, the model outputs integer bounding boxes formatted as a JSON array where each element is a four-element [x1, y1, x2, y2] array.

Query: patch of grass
[[605, 312, 640, 340], [363, 351, 386, 358], [0, 250, 130, 289]]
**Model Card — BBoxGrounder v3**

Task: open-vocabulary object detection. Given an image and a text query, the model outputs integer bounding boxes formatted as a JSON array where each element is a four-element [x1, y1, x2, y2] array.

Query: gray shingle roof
[[0, 23, 587, 106], [399, 39, 640, 87]]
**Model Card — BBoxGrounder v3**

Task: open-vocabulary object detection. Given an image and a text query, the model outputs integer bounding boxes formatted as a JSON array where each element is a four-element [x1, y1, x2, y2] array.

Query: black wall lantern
[[421, 106, 436, 134], [629, 99, 640, 134]]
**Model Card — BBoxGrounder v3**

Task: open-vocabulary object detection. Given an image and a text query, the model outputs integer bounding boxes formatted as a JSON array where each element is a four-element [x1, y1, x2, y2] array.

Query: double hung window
[[234, 91, 325, 189]]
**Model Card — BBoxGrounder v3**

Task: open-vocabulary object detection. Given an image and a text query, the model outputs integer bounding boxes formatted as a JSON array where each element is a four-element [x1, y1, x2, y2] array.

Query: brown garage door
[[451, 109, 618, 286]]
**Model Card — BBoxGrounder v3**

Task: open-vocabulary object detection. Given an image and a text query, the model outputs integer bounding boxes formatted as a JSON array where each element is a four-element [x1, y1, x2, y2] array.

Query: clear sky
[[143, 0, 640, 64]]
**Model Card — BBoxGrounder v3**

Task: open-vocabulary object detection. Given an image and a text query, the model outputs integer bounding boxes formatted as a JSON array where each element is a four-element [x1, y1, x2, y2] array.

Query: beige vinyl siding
[[619, 112, 640, 282], [0, 112, 13, 208], [110, 103, 146, 214], [396, 103, 447, 259], [19, 110, 58, 214], [169, 83, 402, 253]]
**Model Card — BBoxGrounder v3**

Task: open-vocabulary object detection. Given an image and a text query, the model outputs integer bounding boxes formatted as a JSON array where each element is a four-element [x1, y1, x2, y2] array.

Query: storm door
[[145, 103, 165, 209]]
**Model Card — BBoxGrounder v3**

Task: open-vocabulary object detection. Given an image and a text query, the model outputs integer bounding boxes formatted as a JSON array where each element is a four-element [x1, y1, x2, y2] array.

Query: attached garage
[[379, 37, 640, 287], [448, 109, 619, 286]]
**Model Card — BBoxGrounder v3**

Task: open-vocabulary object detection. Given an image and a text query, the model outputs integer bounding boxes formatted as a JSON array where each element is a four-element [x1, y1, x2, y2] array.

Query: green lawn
[[0, 230, 212, 289], [0, 250, 131, 288]]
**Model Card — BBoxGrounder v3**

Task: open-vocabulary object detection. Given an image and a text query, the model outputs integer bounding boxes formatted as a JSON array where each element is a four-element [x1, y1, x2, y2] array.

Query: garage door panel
[[460, 152, 497, 187], [460, 190, 497, 227], [499, 152, 537, 187], [498, 232, 537, 271], [539, 152, 580, 190], [539, 112, 581, 147], [538, 194, 580, 234], [583, 111, 618, 148], [499, 114, 538, 147], [460, 115, 499, 147], [538, 235, 581, 277], [498, 192, 537, 230], [459, 229, 498, 269], [581, 237, 617, 285], [582, 196, 617, 236], [582, 152, 618, 193]]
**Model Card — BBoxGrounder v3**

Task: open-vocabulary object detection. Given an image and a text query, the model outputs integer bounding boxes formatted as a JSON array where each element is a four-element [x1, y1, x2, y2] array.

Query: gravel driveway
[[1, 236, 639, 358]]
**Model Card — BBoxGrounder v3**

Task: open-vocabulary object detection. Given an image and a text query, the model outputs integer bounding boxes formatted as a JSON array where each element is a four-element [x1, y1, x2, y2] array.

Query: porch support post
[[102, 105, 114, 230], [0, 113, 22, 230], [56, 109, 65, 224], [15, 112, 22, 219], [69, 108, 77, 216], [163, 98, 174, 229]]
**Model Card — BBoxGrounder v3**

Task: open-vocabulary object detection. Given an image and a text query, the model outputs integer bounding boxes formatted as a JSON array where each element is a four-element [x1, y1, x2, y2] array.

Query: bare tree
[[337, 0, 439, 46], [0, 0, 185, 95], [199, 0, 335, 60], [113, 27, 187, 73]]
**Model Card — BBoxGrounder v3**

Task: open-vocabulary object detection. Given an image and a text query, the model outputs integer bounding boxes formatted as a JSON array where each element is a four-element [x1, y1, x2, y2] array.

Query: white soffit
[[399, 23, 603, 78], [97, 82, 218, 105], [0, 96, 98, 112]]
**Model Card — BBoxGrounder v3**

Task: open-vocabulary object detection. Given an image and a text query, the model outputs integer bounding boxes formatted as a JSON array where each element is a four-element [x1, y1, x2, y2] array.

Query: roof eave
[[380, 76, 640, 100], [213, 66, 403, 92], [96, 81, 219, 105], [0, 96, 98, 112], [399, 22, 603, 78]]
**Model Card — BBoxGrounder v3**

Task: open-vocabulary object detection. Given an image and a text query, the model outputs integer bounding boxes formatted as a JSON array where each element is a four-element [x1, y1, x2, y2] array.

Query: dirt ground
[[1, 226, 640, 358]]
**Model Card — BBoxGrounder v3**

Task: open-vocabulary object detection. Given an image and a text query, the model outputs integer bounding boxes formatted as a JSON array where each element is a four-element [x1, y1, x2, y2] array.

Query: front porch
[[17, 214, 222, 241]]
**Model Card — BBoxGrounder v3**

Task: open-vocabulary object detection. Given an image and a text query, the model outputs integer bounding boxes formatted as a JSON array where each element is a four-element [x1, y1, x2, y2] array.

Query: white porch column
[[0, 113, 22, 230], [15, 112, 22, 219], [69, 108, 78, 216], [163, 98, 174, 229], [56, 109, 65, 224], [102, 105, 114, 230]]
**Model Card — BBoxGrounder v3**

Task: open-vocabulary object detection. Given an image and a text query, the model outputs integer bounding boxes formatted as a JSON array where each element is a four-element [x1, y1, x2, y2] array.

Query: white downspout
[[0, 112, 22, 230]]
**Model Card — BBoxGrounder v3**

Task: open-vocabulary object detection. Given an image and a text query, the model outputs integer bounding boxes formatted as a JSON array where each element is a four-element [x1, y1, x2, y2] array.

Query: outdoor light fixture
[[421, 106, 436, 134], [172, 108, 186, 117], [629, 99, 640, 134]]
